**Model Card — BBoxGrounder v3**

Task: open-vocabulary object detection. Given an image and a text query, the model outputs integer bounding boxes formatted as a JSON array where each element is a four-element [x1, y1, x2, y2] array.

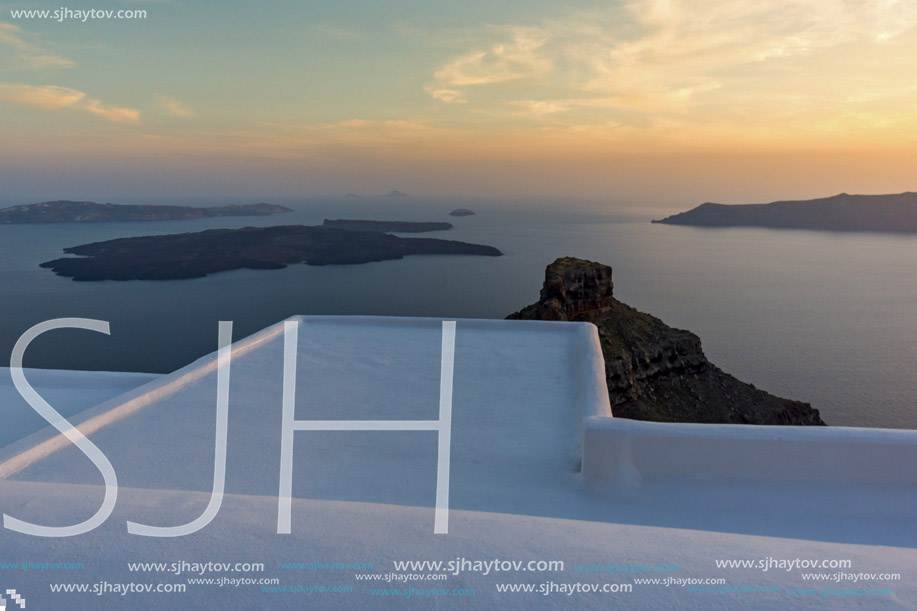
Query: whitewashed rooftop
[[0, 316, 914, 610]]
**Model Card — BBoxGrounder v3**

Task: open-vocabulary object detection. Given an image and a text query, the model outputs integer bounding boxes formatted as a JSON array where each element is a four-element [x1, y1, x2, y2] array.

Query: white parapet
[[581, 415, 917, 487]]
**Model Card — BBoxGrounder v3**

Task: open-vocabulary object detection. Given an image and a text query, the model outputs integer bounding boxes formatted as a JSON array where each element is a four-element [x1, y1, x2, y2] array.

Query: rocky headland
[[653, 192, 917, 233], [0, 201, 292, 223], [508, 257, 825, 425]]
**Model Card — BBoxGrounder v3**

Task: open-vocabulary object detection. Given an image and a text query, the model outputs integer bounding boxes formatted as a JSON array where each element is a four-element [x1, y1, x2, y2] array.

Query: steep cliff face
[[513, 257, 616, 320], [508, 257, 825, 425]]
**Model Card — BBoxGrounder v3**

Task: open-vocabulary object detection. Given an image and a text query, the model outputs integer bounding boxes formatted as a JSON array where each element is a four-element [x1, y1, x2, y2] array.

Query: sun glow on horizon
[[1, 0, 916, 201]]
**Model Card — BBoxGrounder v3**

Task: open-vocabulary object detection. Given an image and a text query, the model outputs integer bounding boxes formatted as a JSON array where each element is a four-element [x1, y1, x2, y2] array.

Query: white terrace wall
[[581, 416, 917, 487]]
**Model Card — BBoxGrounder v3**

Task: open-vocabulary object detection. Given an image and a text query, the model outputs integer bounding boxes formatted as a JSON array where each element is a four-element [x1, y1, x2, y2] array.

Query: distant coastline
[[0, 200, 293, 224], [653, 192, 917, 233], [322, 219, 453, 233], [342, 190, 411, 199]]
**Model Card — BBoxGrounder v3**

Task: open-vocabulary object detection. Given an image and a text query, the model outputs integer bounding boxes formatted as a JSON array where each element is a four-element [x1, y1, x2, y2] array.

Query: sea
[[1, 196, 914, 429]]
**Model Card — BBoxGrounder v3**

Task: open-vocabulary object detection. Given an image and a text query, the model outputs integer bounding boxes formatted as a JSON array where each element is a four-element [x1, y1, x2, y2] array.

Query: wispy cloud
[[0, 21, 74, 70], [0, 82, 140, 123], [81, 97, 141, 123], [0, 83, 83, 108], [433, 26, 551, 87], [424, 86, 467, 104], [426, 0, 917, 120], [157, 95, 194, 117], [507, 99, 571, 117]]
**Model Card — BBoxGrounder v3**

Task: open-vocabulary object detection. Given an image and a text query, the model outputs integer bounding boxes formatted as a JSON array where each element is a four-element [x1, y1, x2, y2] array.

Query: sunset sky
[[1, 0, 916, 204]]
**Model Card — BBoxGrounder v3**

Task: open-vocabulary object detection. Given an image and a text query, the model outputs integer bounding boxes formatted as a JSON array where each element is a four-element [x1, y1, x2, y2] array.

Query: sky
[[1, 0, 916, 205]]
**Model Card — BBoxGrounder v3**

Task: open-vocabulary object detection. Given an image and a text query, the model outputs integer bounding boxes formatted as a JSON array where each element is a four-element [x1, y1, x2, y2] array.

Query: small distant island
[[449, 208, 476, 217], [40, 225, 502, 281], [652, 192, 917, 233], [322, 219, 453, 233], [340, 190, 410, 198], [0, 200, 293, 224]]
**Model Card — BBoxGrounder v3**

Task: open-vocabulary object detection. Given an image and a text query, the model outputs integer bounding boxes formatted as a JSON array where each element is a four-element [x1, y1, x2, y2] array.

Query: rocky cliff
[[508, 258, 825, 425]]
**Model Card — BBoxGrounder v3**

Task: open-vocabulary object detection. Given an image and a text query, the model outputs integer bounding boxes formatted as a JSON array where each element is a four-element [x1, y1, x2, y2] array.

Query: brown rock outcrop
[[508, 257, 825, 425]]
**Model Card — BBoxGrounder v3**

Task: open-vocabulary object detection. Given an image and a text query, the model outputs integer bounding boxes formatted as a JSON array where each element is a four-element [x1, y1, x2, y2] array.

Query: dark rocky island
[[380, 190, 410, 198], [652, 192, 917, 232], [449, 208, 476, 217], [0, 200, 292, 224], [509, 257, 825, 425], [41, 225, 502, 281], [322, 219, 453, 233]]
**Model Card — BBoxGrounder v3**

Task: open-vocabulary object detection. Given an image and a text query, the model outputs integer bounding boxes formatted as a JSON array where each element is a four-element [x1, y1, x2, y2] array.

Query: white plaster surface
[[0, 368, 158, 449], [0, 316, 914, 609]]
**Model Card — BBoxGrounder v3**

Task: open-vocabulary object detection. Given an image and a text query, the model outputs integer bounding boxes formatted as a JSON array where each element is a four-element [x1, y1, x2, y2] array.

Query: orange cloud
[[157, 95, 195, 118], [0, 21, 74, 70], [425, 0, 917, 131], [0, 82, 140, 123]]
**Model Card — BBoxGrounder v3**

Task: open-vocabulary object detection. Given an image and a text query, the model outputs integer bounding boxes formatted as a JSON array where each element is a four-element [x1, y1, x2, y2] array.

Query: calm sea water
[[1, 197, 914, 429]]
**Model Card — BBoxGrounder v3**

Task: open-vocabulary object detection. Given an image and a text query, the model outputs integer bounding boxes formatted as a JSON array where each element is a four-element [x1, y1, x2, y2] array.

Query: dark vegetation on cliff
[[0, 200, 292, 223], [508, 257, 825, 425], [652, 192, 917, 233], [322, 219, 453, 233], [41, 225, 502, 281]]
